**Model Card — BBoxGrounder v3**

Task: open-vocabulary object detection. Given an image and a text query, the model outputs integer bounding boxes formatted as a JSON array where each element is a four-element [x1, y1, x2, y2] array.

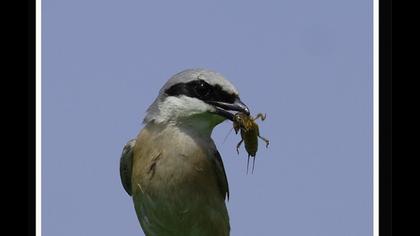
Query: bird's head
[[144, 69, 249, 133]]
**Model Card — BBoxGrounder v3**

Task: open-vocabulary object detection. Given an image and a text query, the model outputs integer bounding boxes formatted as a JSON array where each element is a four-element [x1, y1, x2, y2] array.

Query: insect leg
[[258, 135, 270, 148], [236, 139, 244, 154], [246, 155, 250, 175], [252, 156, 256, 174], [222, 127, 234, 145], [253, 113, 266, 121]]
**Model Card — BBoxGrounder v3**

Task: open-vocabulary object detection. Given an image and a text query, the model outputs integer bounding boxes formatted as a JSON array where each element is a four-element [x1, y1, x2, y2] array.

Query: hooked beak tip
[[208, 97, 250, 120], [235, 98, 250, 115]]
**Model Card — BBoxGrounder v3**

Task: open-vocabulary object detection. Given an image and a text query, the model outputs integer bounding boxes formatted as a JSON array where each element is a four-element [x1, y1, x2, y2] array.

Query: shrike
[[120, 69, 249, 236]]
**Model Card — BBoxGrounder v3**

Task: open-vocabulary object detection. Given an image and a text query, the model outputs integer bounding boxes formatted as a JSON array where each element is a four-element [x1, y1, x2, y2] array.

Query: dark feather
[[212, 150, 230, 200], [120, 139, 136, 196]]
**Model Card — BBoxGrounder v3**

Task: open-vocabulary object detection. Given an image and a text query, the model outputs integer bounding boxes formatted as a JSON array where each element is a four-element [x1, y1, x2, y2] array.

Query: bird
[[119, 69, 249, 236]]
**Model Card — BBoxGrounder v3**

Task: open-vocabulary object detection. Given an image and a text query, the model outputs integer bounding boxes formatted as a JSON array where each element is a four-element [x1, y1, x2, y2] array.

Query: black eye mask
[[164, 80, 237, 104]]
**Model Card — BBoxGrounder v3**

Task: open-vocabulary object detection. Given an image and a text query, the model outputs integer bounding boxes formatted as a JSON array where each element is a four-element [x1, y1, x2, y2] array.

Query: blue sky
[[42, 0, 373, 235]]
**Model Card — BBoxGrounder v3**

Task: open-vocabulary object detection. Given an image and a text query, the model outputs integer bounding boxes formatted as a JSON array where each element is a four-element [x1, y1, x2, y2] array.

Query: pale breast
[[131, 124, 230, 236]]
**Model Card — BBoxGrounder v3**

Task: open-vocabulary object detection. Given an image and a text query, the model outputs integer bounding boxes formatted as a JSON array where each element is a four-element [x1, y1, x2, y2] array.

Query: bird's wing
[[120, 139, 136, 196], [212, 150, 230, 200]]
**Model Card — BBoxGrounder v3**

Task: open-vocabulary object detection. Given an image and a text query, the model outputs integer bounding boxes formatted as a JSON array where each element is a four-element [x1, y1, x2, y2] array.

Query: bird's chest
[[132, 135, 225, 234], [133, 132, 219, 200], [131, 124, 230, 235], [154, 147, 216, 195]]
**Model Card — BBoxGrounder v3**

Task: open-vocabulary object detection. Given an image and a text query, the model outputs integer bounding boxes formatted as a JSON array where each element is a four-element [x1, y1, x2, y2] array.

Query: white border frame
[[373, 0, 379, 235], [35, 0, 380, 235], [36, 0, 42, 235]]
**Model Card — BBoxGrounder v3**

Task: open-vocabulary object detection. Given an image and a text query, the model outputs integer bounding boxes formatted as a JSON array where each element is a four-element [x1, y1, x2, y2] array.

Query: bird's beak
[[208, 98, 250, 121]]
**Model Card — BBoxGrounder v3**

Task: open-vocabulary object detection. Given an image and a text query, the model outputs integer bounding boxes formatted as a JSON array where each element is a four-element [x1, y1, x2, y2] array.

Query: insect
[[233, 112, 269, 174]]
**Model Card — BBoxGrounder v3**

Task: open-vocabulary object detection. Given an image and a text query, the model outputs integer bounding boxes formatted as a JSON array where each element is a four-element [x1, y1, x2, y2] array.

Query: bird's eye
[[194, 81, 211, 99]]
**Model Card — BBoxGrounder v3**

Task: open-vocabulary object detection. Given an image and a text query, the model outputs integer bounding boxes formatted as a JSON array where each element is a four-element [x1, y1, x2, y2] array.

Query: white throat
[[145, 111, 225, 139]]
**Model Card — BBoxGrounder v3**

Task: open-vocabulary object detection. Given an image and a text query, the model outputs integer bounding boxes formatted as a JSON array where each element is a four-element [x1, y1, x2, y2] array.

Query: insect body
[[233, 112, 269, 173]]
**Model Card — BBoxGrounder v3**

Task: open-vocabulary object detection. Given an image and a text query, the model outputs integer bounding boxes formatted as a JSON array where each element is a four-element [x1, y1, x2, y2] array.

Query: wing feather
[[213, 150, 230, 200], [119, 139, 136, 196]]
